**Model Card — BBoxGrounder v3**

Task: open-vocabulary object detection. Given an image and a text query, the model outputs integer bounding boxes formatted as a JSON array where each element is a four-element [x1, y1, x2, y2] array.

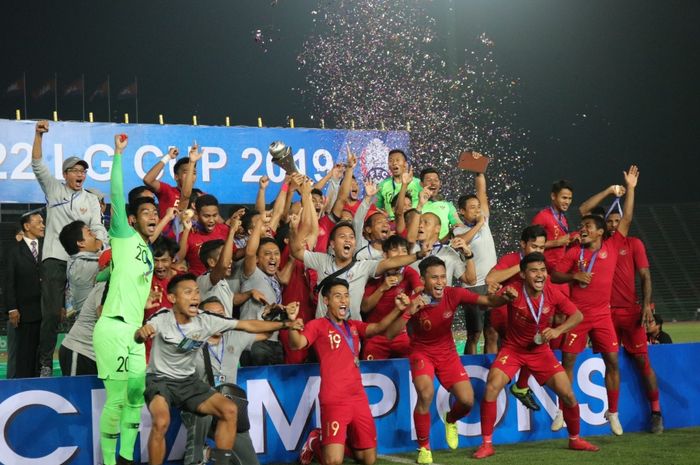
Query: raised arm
[[617, 165, 639, 237], [244, 213, 267, 278], [385, 294, 424, 339], [474, 167, 489, 217], [268, 177, 290, 232], [451, 238, 477, 286], [331, 150, 357, 219], [31, 121, 62, 195], [180, 144, 201, 207], [211, 218, 240, 285], [485, 262, 519, 287], [578, 185, 624, 216], [110, 135, 133, 239], [143, 146, 177, 192], [255, 176, 269, 217]]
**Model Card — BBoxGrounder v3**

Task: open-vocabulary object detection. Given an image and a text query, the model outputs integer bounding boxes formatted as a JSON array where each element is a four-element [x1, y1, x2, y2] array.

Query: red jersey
[[302, 318, 369, 404], [156, 182, 181, 218], [503, 280, 577, 352], [556, 232, 626, 317], [363, 266, 422, 324], [610, 236, 649, 308], [406, 287, 479, 353], [532, 207, 569, 272], [148, 275, 173, 318], [314, 215, 335, 253], [185, 223, 231, 276], [280, 246, 315, 321]]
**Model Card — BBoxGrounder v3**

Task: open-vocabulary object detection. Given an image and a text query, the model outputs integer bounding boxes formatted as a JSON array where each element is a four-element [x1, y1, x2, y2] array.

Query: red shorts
[[561, 313, 619, 354], [361, 333, 411, 360], [490, 306, 508, 339], [611, 306, 648, 355], [492, 345, 565, 385], [409, 348, 469, 391], [320, 401, 377, 449]]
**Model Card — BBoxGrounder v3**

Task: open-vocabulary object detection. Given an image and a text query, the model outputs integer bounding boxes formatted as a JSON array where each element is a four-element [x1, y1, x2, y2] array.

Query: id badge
[[177, 336, 204, 352], [214, 374, 226, 387]]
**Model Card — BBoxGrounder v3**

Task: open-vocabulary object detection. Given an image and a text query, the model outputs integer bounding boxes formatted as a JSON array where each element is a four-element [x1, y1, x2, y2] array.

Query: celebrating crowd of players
[[3, 120, 668, 465]]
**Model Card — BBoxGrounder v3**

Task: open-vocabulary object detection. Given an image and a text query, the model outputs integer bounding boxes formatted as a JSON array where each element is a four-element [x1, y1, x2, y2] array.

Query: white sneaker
[[604, 410, 624, 436], [551, 409, 566, 431]]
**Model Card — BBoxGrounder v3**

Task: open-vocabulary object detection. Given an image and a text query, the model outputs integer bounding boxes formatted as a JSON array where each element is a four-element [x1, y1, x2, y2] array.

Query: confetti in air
[[297, 0, 533, 343], [297, 1, 531, 251]]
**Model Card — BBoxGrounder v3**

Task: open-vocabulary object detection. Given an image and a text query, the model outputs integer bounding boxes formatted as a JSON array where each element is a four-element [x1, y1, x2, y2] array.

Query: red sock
[[562, 404, 581, 438], [447, 401, 471, 423], [480, 400, 497, 439], [414, 410, 431, 448], [607, 389, 619, 413], [312, 435, 325, 465], [647, 390, 661, 412], [516, 368, 530, 389]]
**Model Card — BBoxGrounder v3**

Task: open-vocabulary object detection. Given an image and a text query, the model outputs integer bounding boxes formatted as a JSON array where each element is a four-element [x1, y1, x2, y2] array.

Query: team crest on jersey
[[542, 305, 551, 315], [443, 311, 453, 319], [227, 346, 235, 353], [599, 250, 608, 259], [347, 271, 354, 280], [79, 207, 87, 214], [620, 248, 628, 256]]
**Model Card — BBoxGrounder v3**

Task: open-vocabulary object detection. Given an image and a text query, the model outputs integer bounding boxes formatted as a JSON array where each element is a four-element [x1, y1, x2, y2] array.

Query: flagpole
[[134, 76, 139, 124], [54, 72, 58, 116], [81, 74, 86, 121], [107, 74, 111, 122], [22, 72, 27, 119]]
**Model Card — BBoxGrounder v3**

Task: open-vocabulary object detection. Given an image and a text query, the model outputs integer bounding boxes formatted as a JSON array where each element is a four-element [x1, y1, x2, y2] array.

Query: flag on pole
[[90, 80, 108, 101], [32, 79, 56, 99], [63, 78, 84, 97], [117, 80, 137, 99], [5, 77, 24, 95]]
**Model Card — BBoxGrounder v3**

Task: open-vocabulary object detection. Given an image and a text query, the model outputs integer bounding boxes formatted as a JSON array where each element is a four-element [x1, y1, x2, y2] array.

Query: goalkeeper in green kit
[[94, 133, 160, 465]]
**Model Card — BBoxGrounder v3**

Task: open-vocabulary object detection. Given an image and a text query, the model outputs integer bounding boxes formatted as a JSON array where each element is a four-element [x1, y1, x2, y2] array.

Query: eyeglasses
[[66, 168, 87, 174]]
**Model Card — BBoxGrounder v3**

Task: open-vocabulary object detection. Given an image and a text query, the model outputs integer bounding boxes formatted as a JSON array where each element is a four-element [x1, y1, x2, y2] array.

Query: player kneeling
[[473, 253, 599, 459], [135, 273, 302, 465]]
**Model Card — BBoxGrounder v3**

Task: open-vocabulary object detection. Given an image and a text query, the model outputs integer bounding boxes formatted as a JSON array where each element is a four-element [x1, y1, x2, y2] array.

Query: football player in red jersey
[[385, 256, 514, 464], [578, 184, 663, 433], [552, 165, 639, 436], [474, 252, 598, 458], [485, 224, 547, 411], [290, 278, 413, 465]]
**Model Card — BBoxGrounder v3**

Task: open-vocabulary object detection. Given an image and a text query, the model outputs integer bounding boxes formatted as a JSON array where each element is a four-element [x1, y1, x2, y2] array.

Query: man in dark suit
[[3, 210, 45, 378]]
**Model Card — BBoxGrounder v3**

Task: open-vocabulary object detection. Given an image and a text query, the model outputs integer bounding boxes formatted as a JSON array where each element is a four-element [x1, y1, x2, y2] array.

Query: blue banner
[[0, 344, 698, 464], [0, 119, 410, 204]]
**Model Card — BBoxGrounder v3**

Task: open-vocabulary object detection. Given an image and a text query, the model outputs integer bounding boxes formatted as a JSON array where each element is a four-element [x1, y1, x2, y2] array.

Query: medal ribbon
[[327, 318, 357, 359], [207, 336, 225, 366], [549, 206, 569, 234], [579, 247, 599, 274], [523, 289, 545, 331], [604, 197, 623, 219]]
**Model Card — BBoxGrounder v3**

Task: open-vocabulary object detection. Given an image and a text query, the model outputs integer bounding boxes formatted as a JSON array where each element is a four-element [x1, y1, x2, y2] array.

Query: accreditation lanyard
[[175, 321, 204, 352], [327, 318, 357, 360], [604, 197, 623, 219], [523, 290, 545, 330], [549, 206, 569, 234], [579, 247, 599, 274], [208, 335, 225, 366]]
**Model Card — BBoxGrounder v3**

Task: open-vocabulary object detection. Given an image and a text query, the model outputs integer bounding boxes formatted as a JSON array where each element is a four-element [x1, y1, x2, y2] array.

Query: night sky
[[1, 0, 698, 205]]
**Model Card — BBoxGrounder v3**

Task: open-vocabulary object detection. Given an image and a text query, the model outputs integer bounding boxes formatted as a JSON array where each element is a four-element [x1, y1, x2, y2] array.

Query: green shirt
[[375, 176, 422, 219], [101, 153, 154, 326], [422, 199, 460, 240]]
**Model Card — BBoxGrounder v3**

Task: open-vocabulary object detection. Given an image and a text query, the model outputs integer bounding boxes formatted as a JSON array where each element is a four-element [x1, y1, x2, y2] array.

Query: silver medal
[[354, 357, 360, 367], [533, 332, 544, 345]]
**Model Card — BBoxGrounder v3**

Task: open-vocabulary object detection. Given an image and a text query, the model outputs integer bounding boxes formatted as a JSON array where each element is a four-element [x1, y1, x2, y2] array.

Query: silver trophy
[[269, 141, 298, 174]]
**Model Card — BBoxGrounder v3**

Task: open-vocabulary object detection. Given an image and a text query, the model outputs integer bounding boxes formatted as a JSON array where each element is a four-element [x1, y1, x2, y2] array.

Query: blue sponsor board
[[0, 119, 410, 204], [0, 344, 698, 464]]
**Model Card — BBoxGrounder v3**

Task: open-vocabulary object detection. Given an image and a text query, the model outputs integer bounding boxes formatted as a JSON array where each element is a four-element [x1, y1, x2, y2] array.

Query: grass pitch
[[372, 427, 700, 465]]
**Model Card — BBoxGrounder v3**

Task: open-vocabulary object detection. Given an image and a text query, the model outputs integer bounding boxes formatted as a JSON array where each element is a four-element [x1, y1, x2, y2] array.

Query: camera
[[262, 304, 288, 322]]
